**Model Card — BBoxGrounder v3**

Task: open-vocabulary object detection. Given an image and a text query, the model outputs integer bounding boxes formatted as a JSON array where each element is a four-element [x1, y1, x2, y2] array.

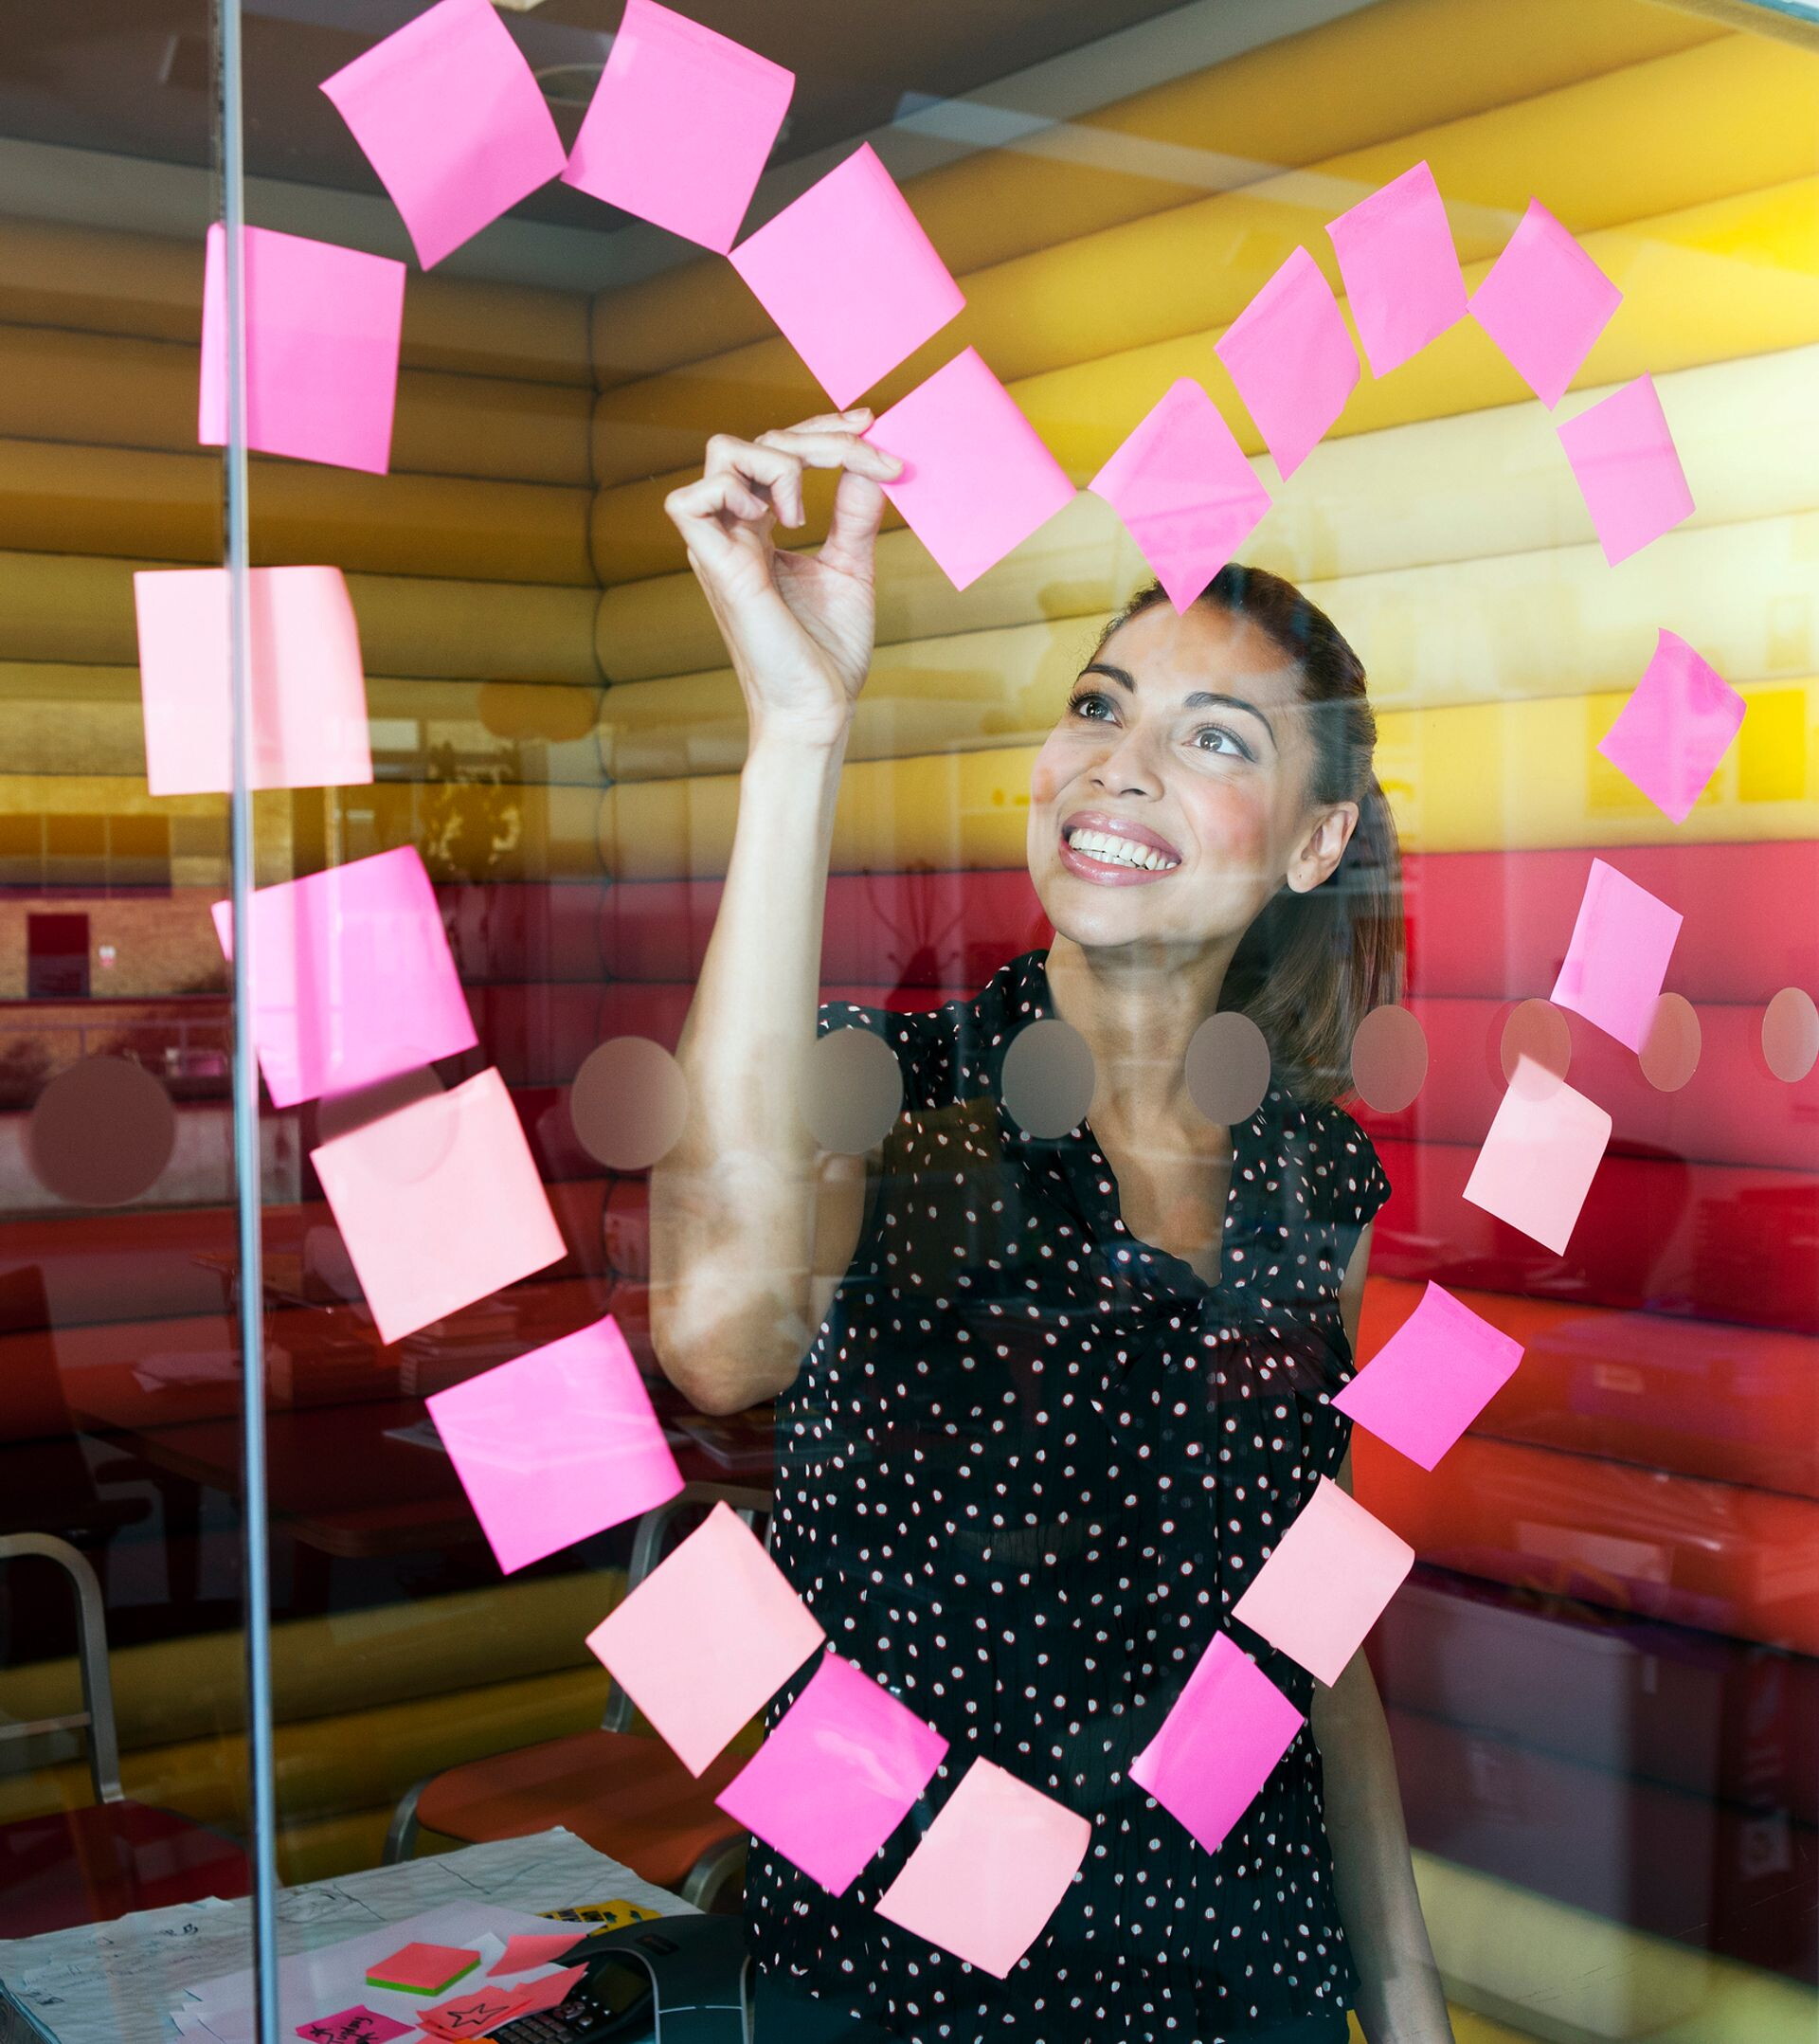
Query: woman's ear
[[1286, 802, 1360, 895]]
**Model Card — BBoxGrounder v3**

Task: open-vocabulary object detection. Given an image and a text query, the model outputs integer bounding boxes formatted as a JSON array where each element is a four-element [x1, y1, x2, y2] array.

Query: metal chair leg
[[383, 1776, 429, 1865], [680, 1832, 748, 1914]]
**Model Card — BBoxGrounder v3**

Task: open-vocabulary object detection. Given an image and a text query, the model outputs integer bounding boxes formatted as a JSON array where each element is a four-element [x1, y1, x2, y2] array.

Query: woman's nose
[[1090, 725, 1164, 798]]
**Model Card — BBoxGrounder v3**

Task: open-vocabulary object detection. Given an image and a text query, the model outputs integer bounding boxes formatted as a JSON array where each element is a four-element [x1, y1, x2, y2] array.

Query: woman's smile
[[1057, 807, 1182, 884]]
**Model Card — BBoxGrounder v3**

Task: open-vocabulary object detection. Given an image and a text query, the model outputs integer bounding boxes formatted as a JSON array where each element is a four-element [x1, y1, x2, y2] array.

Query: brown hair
[[1094, 564, 1405, 1106]]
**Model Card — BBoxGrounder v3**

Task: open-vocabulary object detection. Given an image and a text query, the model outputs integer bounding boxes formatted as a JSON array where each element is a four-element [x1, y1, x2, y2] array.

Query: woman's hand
[[664, 410, 902, 750]]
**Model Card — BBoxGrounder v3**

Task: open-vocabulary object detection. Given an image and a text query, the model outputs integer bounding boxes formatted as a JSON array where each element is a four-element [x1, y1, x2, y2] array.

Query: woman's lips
[[1056, 823, 1181, 887]]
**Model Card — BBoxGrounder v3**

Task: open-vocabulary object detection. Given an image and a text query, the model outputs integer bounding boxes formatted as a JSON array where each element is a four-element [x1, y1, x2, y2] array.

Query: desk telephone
[[491, 1913, 751, 2044]]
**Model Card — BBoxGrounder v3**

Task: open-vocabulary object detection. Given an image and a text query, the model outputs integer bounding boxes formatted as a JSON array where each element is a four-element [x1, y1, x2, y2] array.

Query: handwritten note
[[365, 1941, 480, 1994], [1596, 626, 1747, 823], [321, 0, 567, 270], [1469, 196, 1621, 408], [1332, 1281, 1523, 1470], [417, 1981, 527, 2039], [585, 1501, 825, 1775], [1557, 373, 1694, 566], [1551, 858, 1684, 1053], [134, 566, 371, 799], [1215, 246, 1359, 479], [1231, 1476, 1414, 1687], [562, 0, 793, 251], [295, 2010, 411, 2044], [1088, 377, 1270, 612], [1324, 160, 1466, 376], [199, 224, 405, 474], [1463, 1055, 1612, 1257], [730, 144, 964, 408], [1128, 1633, 1303, 1854]]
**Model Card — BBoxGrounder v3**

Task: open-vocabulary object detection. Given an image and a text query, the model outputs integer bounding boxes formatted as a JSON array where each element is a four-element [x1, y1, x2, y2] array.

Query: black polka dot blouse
[[747, 950, 1394, 2042]]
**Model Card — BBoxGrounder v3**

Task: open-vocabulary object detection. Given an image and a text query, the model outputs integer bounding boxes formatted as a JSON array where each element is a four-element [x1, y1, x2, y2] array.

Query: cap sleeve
[[1332, 1109, 1392, 1231], [816, 997, 964, 1114]]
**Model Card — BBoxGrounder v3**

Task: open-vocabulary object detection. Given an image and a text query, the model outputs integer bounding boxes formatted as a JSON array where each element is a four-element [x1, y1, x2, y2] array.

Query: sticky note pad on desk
[[1325, 159, 1466, 376], [366, 1940, 481, 1994], [1215, 246, 1359, 480], [1557, 372, 1693, 567]]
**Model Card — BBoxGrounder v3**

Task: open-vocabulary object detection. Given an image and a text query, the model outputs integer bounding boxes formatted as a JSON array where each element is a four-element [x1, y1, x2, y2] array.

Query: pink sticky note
[[873, 1759, 1090, 1979], [417, 1981, 528, 2040], [1469, 196, 1621, 408], [209, 847, 475, 1109], [507, 1967, 585, 2017], [311, 1068, 565, 1345], [716, 1652, 947, 1895], [427, 1316, 683, 1574], [1089, 379, 1271, 612], [199, 224, 405, 474], [585, 1501, 824, 1775], [297, 2009, 412, 2044], [1557, 373, 1694, 567], [1550, 858, 1684, 1053], [868, 349, 1076, 591], [368, 1941, 481, 1993], [1463, 1055, 1612, 1257], [134, 566, 372, 799], [1596, 626, 1747, 824], [730, 144, 964, 408], [1215, 246, 1360, 479], [1232, 1476, 1414, 1687], [1325, 160, 1467, 376], [489, 1933, 584, 1978], [562, 0, 793, 252], [1332, 1281, 1524, 1471], [321, 0, 567, 270], [1128, 1633, 1303, 1854]]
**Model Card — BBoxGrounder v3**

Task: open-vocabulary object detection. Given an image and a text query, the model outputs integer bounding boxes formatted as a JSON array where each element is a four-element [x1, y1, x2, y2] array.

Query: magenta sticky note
[[1557, 373, 1694, 567], [199, 224, 405, 474], [427, 1316, 683, 1574], [489, 1932, 585, 1978], [321, 0, 567, 270], [873, 1758, 1090, 1979], [1089, 378, 1271, 612], [1596, 626, 1747, 823], [1463, 1055, 1612, 1257], [867, 349, 1075, 591], [1231, 1476, 1414, 1687], [730, 144, 964, 408], [297, 2009, 412, 2044], [562, 0, 793, 252], [1215, 246, 1360, 479], [1550, 857, 1684, 1053], [1325, 160, 1467, 376], [585, 1501, 824, 1775], [716, 1652, 947, 1895], [209, 847, 475, 1110], [1332, 1281, 1524, 1471], [311, 1068, 565, 1345], [134, 566, 371, 799], [1469, 196, 1621, 408], [1128, 1633, 1303, 1854]]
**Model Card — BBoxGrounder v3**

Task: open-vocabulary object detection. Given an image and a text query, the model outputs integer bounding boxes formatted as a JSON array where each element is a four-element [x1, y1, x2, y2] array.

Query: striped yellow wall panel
[[588, 33, 1814, 486], [0, 215, 591, 385], [589, 0, 1723, 388], [3, 772, 293, 882], [591, 178, 1819, 584]]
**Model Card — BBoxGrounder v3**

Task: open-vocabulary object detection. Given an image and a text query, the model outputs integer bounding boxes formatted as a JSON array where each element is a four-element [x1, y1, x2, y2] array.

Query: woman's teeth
[[1067, 827, 1179, 871]]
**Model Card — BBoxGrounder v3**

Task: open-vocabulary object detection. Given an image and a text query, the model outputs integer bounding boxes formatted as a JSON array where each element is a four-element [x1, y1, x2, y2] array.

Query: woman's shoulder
[[816, 950, 1047, 1113], [1259, 1086, 1393, 1232]]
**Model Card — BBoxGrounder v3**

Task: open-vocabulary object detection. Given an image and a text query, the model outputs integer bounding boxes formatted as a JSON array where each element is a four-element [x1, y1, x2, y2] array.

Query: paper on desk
[[1557, 372, 1694, 567], [1324, 160, 1466, 376], [1215, 246, 1359, 480], [1469, 196, 1621, 408], [1596, 626, 1746, 824], [1550, 857, 1683, 1053]]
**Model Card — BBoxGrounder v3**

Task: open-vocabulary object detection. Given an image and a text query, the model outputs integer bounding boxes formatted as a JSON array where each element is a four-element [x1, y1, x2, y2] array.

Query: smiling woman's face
[[1028, 600, 1355, 956]]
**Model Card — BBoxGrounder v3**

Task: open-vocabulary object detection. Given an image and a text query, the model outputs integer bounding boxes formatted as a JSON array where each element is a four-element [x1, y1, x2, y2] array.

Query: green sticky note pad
[[364, 1941, 481, 1995]]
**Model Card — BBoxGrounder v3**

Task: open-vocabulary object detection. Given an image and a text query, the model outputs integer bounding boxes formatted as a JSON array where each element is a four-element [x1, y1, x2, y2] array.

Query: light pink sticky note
[[1088, 379, 1271, 613], [1557, 373, 1694, 567], [1128, 1633, 1303, 1854], [561, 0, 793, 252], [507, 1967, 585, 2017], [1469, 196, 1621, 408], [489, 1932, 585, 1978], [1596, 626, 1746, 823], [311, 1068, 565, 1345], [729, 144, 964, 409], [1325, 160, 1467, 376], [209, 847, 475, 1109], [427, 1316, 683, 1574], [1332, 1281, 1524, 1471], [199, 224, 405, 474], [1215, 246, 1360, 479], [1232, 1476, 1414, 1687], [867, 349, 1075, 591], [716, 1652, 947, 1895], [134, 566, 372, 799], [873, 1758, 1090, 1978], [1550, 858, 1684, 1053], [585, 1501, 824, 1776], [321, 0, 567, 271], [1463, 1055, 1612, 1257]]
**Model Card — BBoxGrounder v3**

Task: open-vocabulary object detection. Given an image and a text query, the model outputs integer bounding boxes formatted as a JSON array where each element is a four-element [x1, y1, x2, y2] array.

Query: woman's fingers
[[704, 425, 902, 530], [663, 469, 772, 566]]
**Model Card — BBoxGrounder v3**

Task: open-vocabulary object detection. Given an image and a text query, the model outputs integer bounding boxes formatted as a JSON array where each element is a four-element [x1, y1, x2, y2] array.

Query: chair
[[384, 1481, 771, 1912], [0, 1532, 251, 1936]]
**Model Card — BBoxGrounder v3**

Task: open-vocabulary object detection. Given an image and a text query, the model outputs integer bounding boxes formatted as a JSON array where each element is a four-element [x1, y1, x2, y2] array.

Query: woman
[[649, 409, 1454, 2044]]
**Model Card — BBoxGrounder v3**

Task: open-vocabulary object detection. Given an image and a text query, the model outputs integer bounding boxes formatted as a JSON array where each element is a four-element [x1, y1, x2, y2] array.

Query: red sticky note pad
[[1550, 857, 1683, 1053], [1231, 1476, 1414, 1687], [134, 566, 371, 799], [1469, 196, 1621, 408], [1324, 159, 1466, 376], [366, 1941, 481, 1994], [1596, 626, 1746, 824], [1215, 245, 1359, 480], [1332, 1280, 1523, 1472], [1464, 1056, 1612, 1257], [1128, 1633, 1303, 1855], [296, 2008, 412, 2044], [1557, 373, 1694, 567], [1089, 378, 1270, 613], [873, 1758, 1090, 1979], [586, 1501, 824, 1775], [417, 1981, 527, 2038]]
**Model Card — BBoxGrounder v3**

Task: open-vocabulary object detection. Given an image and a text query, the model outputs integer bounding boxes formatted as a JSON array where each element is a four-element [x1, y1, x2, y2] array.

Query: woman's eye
[[1069, 689, 1114, 721], [1192, 724, 1251, 759]]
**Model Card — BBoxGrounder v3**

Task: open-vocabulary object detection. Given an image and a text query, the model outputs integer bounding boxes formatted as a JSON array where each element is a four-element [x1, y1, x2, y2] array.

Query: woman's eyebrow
[[1079, 662, 1277, 745]]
